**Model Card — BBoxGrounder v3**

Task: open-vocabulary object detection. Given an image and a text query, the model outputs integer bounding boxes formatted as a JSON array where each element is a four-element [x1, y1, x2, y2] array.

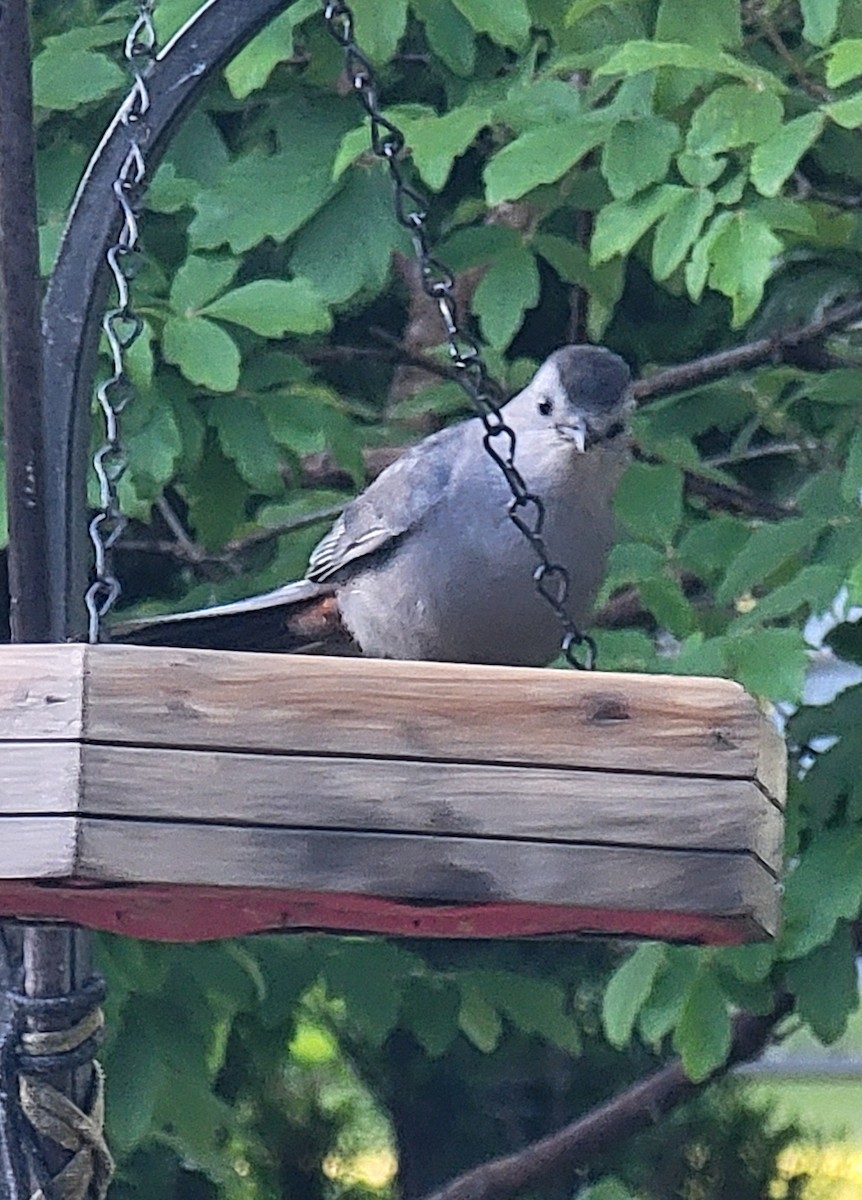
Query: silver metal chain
[[85, 0, 157, 644], [322, 1, 597, 668]]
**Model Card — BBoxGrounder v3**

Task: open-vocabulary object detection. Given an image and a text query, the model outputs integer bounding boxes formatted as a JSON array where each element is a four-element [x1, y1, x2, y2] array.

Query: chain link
[[85, 1, 157, 644], [322, 1, 596, 668]]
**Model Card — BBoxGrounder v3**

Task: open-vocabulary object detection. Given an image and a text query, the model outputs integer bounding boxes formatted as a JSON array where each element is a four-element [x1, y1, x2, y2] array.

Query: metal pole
[[0, 0, 94, 1181]]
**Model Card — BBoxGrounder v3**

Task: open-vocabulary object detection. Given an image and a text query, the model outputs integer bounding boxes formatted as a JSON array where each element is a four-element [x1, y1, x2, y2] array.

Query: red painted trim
[[0, 880, 759, 944]]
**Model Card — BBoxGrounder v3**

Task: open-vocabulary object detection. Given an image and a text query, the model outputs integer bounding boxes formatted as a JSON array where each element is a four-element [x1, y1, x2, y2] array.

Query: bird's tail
[[112, 579, 355, 654]]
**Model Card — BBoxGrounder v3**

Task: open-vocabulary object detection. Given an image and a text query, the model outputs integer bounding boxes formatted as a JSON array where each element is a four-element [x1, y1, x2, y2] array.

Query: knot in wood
[[585, 694, 631, 724]]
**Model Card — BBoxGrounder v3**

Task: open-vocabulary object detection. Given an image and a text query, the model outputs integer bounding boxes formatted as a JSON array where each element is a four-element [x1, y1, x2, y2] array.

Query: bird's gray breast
[[335, 428, 627, 666]]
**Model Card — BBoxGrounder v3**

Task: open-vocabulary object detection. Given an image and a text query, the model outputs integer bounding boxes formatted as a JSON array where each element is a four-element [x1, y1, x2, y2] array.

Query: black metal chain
[[85, 0, 157, 644], [321, 1, 596, 668]]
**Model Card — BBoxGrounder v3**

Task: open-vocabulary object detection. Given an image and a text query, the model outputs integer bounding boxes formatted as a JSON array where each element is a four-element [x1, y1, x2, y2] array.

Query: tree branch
[[419, 994, 794, 1200], [631, 296, 862, 403]]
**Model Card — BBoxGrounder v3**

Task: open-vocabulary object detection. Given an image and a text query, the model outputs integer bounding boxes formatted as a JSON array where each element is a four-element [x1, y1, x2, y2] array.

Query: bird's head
[[506, 344, 632, 452]]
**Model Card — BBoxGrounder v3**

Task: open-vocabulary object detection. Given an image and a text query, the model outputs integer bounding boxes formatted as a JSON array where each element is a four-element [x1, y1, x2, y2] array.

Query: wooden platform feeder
[[0, 643, 785, 945]]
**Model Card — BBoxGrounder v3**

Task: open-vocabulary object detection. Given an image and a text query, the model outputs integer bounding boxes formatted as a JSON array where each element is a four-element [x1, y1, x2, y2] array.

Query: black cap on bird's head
[[510, 344, 633, 451], [548, 345, 631, 417]]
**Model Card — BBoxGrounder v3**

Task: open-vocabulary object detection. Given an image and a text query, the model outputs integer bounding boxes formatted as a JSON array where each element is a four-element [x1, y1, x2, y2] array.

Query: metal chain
[[321, 1, 596, 668], [85, 0, 157, 644]]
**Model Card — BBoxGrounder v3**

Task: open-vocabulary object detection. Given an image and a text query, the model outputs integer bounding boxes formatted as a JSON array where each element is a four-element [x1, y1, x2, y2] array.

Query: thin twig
[[122, 505, 345, 566], [706, 439, 817, 467], [155, 495, 204, 563], [758, 16, 832, 100], [632, 295, 862, 402], [420, 995, 794, 1200]]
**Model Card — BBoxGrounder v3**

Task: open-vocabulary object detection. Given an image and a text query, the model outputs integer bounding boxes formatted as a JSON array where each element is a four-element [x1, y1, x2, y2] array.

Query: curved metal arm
[[41, 0, 297, 640]]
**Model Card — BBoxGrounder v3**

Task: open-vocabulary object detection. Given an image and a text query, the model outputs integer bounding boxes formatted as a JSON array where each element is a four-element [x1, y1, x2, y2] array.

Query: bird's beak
[[555, 417, 587, 453]]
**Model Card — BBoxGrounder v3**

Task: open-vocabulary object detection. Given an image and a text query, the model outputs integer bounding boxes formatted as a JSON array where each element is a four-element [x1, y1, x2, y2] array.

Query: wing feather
[[307, 422, 463, 582]]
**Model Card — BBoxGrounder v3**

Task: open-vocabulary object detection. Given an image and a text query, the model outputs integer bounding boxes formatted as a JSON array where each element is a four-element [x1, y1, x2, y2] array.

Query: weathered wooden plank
[[0, 817, 79, 877], [0, 879, 770, 944], [70, 819, 778, 934], [0, 742, 81, 812], [0, 644, 85, 739], [74, 745, 783, 869], [80, 645, 785, 798], [0, 742, 783, 868]]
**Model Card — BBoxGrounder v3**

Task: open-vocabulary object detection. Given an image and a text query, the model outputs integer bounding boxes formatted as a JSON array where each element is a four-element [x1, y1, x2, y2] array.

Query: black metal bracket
[[41, 0, 298, 641]]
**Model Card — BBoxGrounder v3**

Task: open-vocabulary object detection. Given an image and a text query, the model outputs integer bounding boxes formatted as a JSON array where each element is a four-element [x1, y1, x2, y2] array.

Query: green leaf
[[781, 828, 862, 959], [841, 424, 862, 504], [639, 576, 696, 636], [801, 0, 841, 46], [655, 0, 741, 48], [473, 242, 540, 349], [601, 542, 666, 598], [207, 397, 283, 494], [458, 982, 503, 1052], [750, 113, 825, 198], [162, 316, 241, 392], [826, 38, 862, 86], [717, 518, 822, 604], [289, 167, 404, 303], [580, 1179, 640, 1200], [637, 948, 699, 1047], [189, 89, 353, 252], [202, 279, 332, 337], [224, 0, 318, 97], [351, 0, 409, 62], [484, 118, 613, 205], [125, 394, 183, 507], [825, 90, 862, 128], [601, 117, 680, 200], [170, 256, 239, 315], [785, 923, 859, 1043], [676, 150, 726, 187], [595, 41, 782, 89], [615, 463, 684, 546], [533, 235, 624, 337], [400, 978, 460, 1058], [411, 0, 476, 75], [706, 211, 783, 326], [652, 188, 716, 280], [603, 944, 666, 1048], [323, 943, 413, 1046], [410, 105, 492, 191], [687, 84, 784, 156], [33, 41, 125, 111], [736, 563, 845, 624], [450, 0, 530, 47], [105, 999, 173, 1152], [724, 627, 808, 700], [720, 943, 775, 983], [676, 516, 750, 578], [186, 434, 248, 549], [673, 968, 732, 1082], [591, 184, 687, 263]]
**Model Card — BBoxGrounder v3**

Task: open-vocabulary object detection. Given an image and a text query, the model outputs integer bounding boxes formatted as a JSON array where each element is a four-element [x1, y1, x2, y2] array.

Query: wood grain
[[0, 817, 78, 877], [68, 818, 778, 934], [0, 644, 786, 944], [0, 644, 85, 739], [70, 745, 782, 870], [81, 645, 785, 797]]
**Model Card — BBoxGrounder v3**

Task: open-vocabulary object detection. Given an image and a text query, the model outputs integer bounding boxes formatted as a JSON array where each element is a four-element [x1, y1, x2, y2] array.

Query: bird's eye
[[538, 398, 554, 416]]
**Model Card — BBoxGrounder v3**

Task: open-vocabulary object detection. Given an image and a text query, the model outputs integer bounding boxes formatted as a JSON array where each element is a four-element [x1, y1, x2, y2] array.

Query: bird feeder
[[0, 643, 784, 944], [0, 0, 785, 951]]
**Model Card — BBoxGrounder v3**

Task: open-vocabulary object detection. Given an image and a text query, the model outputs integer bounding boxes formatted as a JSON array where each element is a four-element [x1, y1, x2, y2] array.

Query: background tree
[[9, 0, 862, 1196]]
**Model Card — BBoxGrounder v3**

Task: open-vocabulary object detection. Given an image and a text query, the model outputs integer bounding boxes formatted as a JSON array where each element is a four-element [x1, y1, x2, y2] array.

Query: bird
[[116, 344, 633, 666]]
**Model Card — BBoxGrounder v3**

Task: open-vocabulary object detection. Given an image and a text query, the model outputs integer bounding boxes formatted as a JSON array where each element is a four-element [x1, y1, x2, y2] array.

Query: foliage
[[12, 0, 862, 1195]]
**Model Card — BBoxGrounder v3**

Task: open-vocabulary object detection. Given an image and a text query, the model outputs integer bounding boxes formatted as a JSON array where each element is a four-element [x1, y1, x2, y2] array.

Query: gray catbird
[[118, 344, 632, 665]]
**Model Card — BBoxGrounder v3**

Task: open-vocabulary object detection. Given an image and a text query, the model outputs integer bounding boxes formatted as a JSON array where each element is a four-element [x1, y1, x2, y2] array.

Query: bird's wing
[[307, 422, 463, 582]]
